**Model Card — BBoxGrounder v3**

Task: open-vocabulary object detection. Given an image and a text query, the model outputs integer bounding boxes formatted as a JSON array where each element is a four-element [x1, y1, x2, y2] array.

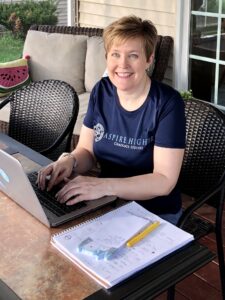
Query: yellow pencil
[[126, 221, 160, 247]]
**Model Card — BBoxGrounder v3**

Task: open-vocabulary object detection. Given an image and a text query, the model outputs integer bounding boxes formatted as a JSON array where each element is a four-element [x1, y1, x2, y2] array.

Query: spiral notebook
[[51, 201, 194, 289]]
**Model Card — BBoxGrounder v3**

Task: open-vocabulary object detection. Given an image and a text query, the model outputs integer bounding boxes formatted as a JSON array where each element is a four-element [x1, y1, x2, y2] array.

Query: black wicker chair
[[0, 79, 79, 161], [176, 98, 225, 298]]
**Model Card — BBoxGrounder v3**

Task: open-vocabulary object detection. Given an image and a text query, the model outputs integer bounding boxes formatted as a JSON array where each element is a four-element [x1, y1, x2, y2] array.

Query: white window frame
[[67, 0, 77, 26], [174, 0, 191, 91]]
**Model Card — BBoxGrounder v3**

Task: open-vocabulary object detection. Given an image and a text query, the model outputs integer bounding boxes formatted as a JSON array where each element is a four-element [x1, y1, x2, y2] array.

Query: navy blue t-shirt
[[84, 77, 185, 214]]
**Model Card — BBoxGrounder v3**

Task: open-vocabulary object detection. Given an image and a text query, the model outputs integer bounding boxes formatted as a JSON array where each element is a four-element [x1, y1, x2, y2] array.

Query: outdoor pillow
[[85, 36, 106, 92], [0, 56, 31, 97], [23, 31, 88, 95]]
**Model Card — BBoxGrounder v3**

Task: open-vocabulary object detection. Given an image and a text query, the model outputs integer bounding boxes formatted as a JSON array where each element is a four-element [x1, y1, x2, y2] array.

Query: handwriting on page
[[77, 213, 150, 260], [73, 224, 183, 284]]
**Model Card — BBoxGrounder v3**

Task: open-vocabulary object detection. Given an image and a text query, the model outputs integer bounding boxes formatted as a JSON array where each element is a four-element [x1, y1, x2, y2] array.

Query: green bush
[[0, 0, 58, 38], [180, 90, 193, 100]]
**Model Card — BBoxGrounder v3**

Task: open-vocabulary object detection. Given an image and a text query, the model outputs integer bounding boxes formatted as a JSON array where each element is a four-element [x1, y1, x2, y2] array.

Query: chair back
[[29, 25, 173, 82], [6, 80, 79, 160], [179, 98, 225, 201], [151, 35, 173, 81]]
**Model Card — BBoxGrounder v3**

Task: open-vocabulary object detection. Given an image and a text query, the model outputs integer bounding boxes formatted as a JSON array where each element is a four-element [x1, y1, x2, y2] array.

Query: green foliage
[[0, 0, 58, 38], [206, 0, 225, 12], [0, 32, 24, 62], [193, 0, 225, 13], [180, 90, 193, 100]]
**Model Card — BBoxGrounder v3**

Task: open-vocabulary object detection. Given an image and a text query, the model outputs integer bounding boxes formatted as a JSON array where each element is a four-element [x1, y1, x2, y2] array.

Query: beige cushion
[[85, 36, 106, 92], [73, 92, 91, 135], [0, 100, 10, 123], [23, 31, 88, 94]]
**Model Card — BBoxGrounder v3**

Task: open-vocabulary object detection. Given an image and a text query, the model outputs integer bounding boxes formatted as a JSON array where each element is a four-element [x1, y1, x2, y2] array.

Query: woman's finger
[[37, 164, 54, 190]]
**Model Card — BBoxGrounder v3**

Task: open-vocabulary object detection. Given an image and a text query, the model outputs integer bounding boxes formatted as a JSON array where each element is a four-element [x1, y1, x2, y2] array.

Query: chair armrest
[[0, 95, 11, 109], [178, 171, 225, 228]]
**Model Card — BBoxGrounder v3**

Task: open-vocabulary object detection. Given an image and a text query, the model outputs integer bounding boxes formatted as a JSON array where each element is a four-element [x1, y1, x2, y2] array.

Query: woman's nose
[[119, 56, 128, 67]]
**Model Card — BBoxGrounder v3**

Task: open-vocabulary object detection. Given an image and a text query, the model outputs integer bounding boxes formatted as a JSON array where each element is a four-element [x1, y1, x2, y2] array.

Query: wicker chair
[[0, 79, 79, 161], [29, 24, 173, 82], [177, 98, 225, 298]]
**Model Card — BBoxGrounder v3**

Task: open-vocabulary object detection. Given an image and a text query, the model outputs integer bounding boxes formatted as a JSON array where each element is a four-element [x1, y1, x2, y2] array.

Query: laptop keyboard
[[27, 172, 86, 217]]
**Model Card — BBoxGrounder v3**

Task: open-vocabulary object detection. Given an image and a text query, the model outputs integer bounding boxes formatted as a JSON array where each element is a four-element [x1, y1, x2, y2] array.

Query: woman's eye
[[111, 52, 120, 58], [129, 54, 138, 59]]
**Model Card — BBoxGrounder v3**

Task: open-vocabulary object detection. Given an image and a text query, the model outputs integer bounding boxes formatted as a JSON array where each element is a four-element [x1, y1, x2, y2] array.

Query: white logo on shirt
[[94, 123, 104, 142]]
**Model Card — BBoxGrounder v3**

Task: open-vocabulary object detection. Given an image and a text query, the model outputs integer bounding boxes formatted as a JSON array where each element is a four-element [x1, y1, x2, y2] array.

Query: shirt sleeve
[[155, 92, 186, 148]]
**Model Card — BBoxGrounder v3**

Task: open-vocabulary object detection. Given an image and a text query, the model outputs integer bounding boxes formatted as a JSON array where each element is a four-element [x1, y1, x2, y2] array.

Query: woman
[[38, 15, 185, 225]]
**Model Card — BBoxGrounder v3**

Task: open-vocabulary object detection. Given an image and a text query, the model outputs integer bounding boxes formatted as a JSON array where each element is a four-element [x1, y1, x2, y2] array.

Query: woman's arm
[[38, 125, 95, 190], [56, 146, 184, 204], [108, 146, 184, 200], [71, 125, 96, 174]]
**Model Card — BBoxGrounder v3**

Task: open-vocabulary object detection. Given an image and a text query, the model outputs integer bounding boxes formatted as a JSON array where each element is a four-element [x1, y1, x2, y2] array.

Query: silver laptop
[[0, 149, 117, 227]]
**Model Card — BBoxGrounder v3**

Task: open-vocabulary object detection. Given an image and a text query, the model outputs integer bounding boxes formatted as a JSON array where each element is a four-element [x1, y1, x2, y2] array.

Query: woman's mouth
[[116, 72, 133, 78]]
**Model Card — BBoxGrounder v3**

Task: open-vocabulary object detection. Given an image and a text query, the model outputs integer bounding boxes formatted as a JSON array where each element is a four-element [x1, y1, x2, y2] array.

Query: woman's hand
[[37, 155, 75, 191], [55, 176, 108, 205]]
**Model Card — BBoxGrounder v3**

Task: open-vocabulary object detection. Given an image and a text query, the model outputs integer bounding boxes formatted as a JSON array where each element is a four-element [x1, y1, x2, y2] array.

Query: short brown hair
[[103, 15, 158, 60]]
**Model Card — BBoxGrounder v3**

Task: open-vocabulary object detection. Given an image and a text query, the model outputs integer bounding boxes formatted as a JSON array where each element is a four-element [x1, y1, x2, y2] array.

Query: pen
[[126, 221, 160, 247]]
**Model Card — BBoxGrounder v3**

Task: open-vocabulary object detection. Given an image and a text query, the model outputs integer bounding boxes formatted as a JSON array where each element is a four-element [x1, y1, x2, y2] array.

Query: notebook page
[[51, 201, 194, 288], [77, 211, 151, 260], [52, 202, 152, 260]]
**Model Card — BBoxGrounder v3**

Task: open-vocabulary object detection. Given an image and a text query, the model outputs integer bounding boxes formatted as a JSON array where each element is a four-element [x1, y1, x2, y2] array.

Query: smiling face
[[106, 37, 153, 94]]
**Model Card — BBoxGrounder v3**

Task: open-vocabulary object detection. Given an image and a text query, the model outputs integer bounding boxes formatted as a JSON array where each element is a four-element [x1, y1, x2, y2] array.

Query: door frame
[[174, 0, 191, 91]]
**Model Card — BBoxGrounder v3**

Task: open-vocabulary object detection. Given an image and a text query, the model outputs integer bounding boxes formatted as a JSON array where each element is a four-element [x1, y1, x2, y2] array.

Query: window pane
[[190, 16, 218, 59], [223, 0, 225, 13], [189, 59, 215, 102], [220, 33, 225, 60], [218, 64, 225, 105], [192, 0, 219, 13]]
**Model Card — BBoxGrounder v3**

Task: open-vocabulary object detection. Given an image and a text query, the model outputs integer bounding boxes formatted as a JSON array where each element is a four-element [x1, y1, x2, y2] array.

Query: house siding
[[78, 0, 178, 86]]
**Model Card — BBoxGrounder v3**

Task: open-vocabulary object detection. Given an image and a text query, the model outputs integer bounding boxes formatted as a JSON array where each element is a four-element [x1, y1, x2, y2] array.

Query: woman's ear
[[147, 54, 154, 67]]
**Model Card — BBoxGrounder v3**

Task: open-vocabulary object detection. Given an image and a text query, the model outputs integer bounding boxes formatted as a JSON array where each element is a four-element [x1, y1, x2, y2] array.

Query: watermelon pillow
[[0, 56, 31, 97]]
